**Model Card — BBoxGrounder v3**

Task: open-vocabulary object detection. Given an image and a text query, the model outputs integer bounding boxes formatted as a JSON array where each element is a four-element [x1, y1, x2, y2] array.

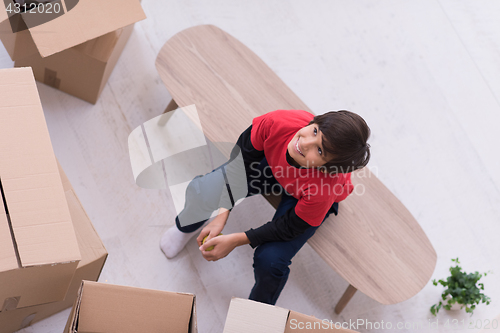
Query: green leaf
[[435, 258, 492, 315]]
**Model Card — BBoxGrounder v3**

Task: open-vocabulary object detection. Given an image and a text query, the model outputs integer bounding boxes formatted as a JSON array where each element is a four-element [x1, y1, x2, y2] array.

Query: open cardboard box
[[0, 160, 108, 333], [66, 281, 198, 333], [223, 298, 359, 333], [0, 0, 146, 103], [0, 67, 81, 311]]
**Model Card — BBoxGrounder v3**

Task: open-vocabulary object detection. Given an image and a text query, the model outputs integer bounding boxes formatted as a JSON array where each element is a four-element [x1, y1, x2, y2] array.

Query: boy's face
[[287, 124, 330, 168]]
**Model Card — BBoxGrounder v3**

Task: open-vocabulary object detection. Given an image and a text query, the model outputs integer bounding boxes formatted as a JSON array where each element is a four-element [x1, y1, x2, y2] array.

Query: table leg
[[163, 99, 178, 113], [334, 284, 357, 314], [157, 99, 178, 126]]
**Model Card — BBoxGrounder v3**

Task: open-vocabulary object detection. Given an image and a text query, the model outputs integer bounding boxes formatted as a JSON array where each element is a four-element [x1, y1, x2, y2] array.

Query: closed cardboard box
[[0, 0, 146, 103], [223, 298, 359, 333], [0, 160, 108, 333], [15, 23, 136, 104], [0, 67, 81, 311], [66, 281, 198, 333]]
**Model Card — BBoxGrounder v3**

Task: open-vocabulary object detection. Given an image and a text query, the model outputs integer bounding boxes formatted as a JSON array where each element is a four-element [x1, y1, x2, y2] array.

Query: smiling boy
[[160, 109, 371, 305]]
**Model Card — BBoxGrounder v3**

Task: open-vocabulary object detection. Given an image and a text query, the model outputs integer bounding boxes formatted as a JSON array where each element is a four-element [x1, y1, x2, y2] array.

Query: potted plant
[[430, 258, 491, 316]]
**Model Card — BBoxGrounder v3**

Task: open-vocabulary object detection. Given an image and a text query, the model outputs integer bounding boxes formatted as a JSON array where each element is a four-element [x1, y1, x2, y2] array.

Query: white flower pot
[[442, 295, 463, 311]]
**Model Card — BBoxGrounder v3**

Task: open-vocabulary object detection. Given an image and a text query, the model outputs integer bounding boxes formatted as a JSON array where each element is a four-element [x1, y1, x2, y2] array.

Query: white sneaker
[[160, 220, 207, 259]]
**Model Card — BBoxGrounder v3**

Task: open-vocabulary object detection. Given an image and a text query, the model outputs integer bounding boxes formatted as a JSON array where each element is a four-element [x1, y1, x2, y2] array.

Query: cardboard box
[[14, 23, 136, 103], [66, 281, 198, 333], [0, 0, 146, 103], [0, 67, 81, 311], [0, 0, 146, 59], [0, 160, 108, 333], [223, 298, 359, 333]]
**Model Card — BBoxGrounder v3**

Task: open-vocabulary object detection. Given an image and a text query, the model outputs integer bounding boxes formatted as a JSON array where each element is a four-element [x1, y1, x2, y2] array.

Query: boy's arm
[[335, 173, 354, 202], [236, 124, 265, 175], [196, 207, 230, 246], [231, 232, 251, 246], [244, 207, 312, 248]]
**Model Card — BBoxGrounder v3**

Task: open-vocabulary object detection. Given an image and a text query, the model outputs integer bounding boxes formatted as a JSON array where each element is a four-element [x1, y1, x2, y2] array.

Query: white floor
[[1, 1, 500, 332]]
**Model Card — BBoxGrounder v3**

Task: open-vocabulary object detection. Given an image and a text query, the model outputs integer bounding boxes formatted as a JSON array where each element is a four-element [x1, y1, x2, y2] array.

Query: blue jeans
[[176, 157, 338, 305]]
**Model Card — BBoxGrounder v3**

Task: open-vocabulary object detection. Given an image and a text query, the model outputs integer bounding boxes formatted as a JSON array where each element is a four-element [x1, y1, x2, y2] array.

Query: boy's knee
[[253, 246, 291, 277]]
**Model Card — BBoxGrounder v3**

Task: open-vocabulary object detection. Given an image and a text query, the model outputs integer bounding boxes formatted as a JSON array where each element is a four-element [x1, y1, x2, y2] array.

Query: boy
[[160, 109, 370, 305]]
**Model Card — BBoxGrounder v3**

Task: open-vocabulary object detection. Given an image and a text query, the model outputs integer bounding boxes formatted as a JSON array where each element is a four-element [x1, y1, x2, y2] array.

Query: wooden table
[[155, 24, 437, 313]]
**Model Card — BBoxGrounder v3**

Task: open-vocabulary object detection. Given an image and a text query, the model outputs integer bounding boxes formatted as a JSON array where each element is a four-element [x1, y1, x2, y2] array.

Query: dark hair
[[309, 110, 371, 174]]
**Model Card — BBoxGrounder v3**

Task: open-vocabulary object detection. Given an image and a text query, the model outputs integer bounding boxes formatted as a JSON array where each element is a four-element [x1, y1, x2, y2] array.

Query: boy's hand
[[196, 211, 228, 247], [199, 234, 237, 261]]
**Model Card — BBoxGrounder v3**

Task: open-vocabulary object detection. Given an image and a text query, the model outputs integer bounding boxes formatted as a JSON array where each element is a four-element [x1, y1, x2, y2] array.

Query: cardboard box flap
[[189, 295, 198, 333], [76, 281, 194, 333], [223, 298, 289, 333], [57, 158, 107, 267], [69, 281, 85, 332], [57, 159, 72, 191], [0, 191, 18, 272], [28, 0, 146, 57], [64, 188, 107, 267], [0, 67, 80, 267]]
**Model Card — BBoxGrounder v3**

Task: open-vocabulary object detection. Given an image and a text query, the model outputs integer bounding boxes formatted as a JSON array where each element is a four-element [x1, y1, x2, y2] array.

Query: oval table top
[[156, 24, 437, 305]]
